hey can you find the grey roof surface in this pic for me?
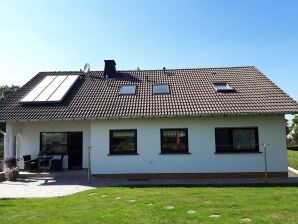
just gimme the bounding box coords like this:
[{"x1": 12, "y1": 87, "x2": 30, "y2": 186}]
[{"x1": 0, "y1": 66, "x2": 298, "y2": 121}]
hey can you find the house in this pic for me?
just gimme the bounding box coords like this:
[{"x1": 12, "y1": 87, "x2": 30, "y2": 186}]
[{"x1": 1, "y1": 60, "x2": 298, "y2": 178}]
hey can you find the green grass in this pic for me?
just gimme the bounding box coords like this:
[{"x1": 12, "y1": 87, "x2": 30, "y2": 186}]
[
  {"x1": 288, "y1": 150, "x2": 298, "y2": 170},
  {"x1": 1, "y1": 185, "x2": 298, "y2": 224}
]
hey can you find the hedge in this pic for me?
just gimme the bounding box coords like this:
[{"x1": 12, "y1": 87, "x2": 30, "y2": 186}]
[{"x1": 288, "y1": 146, "x2": 298, "y2": 151}]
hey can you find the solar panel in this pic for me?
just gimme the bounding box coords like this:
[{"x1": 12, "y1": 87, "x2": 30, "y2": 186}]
[
  {"x1": 20, "y1": 75, "x2": 79, "y2": 103},
  {"x1": 20, "y1": 76, "x2": 56, "y2": 102},
  {"x1": 34, "y1": 76, "x2": 67, "y2": 102},
  {"x1": 47, "y1": 75, "x2": 79, "y2": 102}
]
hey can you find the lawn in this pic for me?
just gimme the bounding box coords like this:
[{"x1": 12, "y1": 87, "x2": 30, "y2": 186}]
[
  {"x1": 0, "y1": 185, "x2": 298, "y2": 224},
  {"x1": 288, "y1": 150, "x2": 298, "y2": 170}
]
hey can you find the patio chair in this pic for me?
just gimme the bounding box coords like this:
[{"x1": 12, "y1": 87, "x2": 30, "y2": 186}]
[
  {"x1": 23, "y1": 155, "x2": 38, "y2": 170},
  {"x1": 51, "y1": 154, "x2": 64, "y2": 171}
]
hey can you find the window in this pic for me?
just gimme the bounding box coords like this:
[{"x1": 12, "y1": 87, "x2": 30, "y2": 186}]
[
  {"x1": 160, "y1": 128, "x2": 189, "y2": 154},
  {"x1": 40, "y1": 132, "x2": 68, "y2": 154},
  {"x1": 119, "y1": 85, "x2": 137, "y2": 95},
  {"x1": 215, "y1": 128, "x2": 259, "y2": 153},
  {"x1": 110, "y1": 130, "x2": 137, "y2": 155},
  {"x1": 153, "y1": 84, "x2": 170, "y2": 94},
  {"x1": 213, "y1": 82, "x2": 234, "y2": 92}
]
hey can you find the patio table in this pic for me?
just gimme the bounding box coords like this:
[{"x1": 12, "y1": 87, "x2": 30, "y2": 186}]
[{"x1": 37, "y1": 156, "x2": 53, "y2": 170}]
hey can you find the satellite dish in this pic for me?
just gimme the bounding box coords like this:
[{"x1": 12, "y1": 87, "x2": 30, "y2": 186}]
[{"x1": 83, "y1": 63, "x2": 90, "y2": 73}]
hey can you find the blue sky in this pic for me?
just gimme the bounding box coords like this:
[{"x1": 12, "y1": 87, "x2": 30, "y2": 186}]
[{"x1": 0, "y1": 0, "x2": 298, "y2": 103}]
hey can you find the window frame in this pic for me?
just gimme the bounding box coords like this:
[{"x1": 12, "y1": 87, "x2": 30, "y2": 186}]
[
  {"x1": 119, "y1": 85, "x2": 137, "y2": 95},
  {"x1": 153, "y1": 84, "x2": 170, "y2": 95},
  {"x1": 160, "y1": 128, "x2": 189, "y2": 154},
  {"x1": 215, "y1": 127, "x2": 259, "y2": 153},
  {"x1": 109, "y1": 129, "x2": 138, "y2": 155},
  {"x1": 40, "y1": 132, "x2": 68, "y2": 155}
]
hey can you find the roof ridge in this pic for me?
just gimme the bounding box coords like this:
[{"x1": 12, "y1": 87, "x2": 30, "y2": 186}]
[{"x1": 38, "y1": 66, "x2": 256, "y2": 73}]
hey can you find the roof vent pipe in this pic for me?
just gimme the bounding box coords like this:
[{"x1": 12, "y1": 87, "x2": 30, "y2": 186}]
[{"x1": 104, "y1": 60, "x2": 117, "y2": 78}]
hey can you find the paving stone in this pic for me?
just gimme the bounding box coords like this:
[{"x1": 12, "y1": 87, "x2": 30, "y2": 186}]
[
  {"x1": 146, "y1": 203, "x2": 154, "y2": 206},
  {"x1": 165, "y1": 206, "x2": 175, "y2": 209},
  {"x1": 240, "y1": 217, "x2": 252, "y2": 222},
  {"x1": 209, "y1": 214, "x2": 221, "y2": 218},
  {"x1": 100, "y1": 194, "x2": 107, "y2": 197},
  {"x1": 128, "y1": 199, "x2": 136, "y2": 203},
  {"x1": 187, "y1": 210, "x2": 196, "y2": 214},
  {"x1": 88, "y1": 192, "x2": 96, "y2": 195},
  {"x1": 115, "y1": 196, "x2": 122, "y2": 200}
]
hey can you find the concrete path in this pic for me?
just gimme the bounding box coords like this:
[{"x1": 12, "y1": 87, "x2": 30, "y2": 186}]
[{"x1": 0, "y1": 169, "x2": 298, "y2": 199}]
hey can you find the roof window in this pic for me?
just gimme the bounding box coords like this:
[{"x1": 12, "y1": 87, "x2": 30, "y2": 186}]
[
  {"x1": 213, "y1": 82, "x2": 235, "y2": 92},
  {"x1": 153, "y1": 84, "x2": 170, "y2": 94},
  {"x1": 119, "y1": 85, "x2": 137, "y2": 95}
]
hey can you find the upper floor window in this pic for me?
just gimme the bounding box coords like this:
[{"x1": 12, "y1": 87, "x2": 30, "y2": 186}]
[
  {"x1": 215, "y1": 127, "x2": 259, "y2": 153},
  {"x1": 160, "y1": 128, "x2": 189, "y2": 154},
  {"x1": 153, "y1": 84, "x2": 170, "y2": 94},
  {"x1": 109, "y1": 130, "x2": 138, "y2": 155},
  {"x1": 119, "y1": 85, "x2": 137, "y2": 95}
]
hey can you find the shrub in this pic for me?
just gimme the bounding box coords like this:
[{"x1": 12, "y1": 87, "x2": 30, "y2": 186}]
[
  {"x1": 288, "y1": 146, "x2": 298, "y2": 151},
  {"x1": 4, "y1": 156, "x2": 17, "y2": 169}
]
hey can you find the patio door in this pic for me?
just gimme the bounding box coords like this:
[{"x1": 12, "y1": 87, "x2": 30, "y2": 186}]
[{"x1": 68, "y1": 132, "x2": 83, "y2": 170}]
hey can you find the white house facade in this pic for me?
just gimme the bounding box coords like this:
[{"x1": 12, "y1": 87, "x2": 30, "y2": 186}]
[{"x1": 4, "y1": 114, "x2": 288, "y2": 177}]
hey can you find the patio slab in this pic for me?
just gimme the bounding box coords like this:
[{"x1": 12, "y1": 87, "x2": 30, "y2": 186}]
[{"x1": 0, "y1": 170, "x2": 298, "y2": 199}]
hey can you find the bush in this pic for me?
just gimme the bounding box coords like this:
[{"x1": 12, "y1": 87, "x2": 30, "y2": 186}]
[
  {"x1": 288, "y1": 146, "x2": 298, "y2": 151},
  {"x1": 4, "y1": 156, "x2": 17, "y2": 169}
]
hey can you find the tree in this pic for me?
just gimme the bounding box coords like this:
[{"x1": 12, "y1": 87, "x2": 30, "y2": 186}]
[
  {"x1": 0, "y1": 85, "x2": 20, "y2": 101},
  {"x1": 0, "y1": 85, "x2": 20, "y2": 158},
  {"x1": 289, "y1": 115, "x2": 298, "y2": 146}
]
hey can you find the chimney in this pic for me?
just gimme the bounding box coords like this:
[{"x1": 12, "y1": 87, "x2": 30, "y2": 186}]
[{"x1": 104, "y1": 60, "x2": 117, "y2": 78}]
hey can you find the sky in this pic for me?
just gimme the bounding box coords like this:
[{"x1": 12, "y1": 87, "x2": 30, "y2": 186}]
[{"x1": 0, "y1": 0, "x2": 298, "y2": 105}]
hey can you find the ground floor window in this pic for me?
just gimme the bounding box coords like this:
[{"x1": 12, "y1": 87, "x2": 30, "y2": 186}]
[
  {"x1": 215, "y1": 127, "x2": 259, "y2": 153},
  {"x1": 109, "y1": 130, "x2": 137, "y2": 155},
  {"x1": 40, "y1": 132, "x2": 68, "y2": 154},
  {"x1": 160, "y1": 128, "x2": 189, "y2": 154}
]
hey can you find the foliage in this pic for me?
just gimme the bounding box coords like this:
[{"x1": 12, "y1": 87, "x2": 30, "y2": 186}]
[
  {"x1": 288, "y1": 146, "x2": 298, "y2": 151},
  {"x1": 288, "y1": 150, "x2": 298, "y2": 170},
  {"x1": 0, "y1": 85, "x2": 20, "y2": 101},
  {"x1": 288, "y1": 115, "x2": 298, "y2": 146},
  {"x1": 4, "y1": 156, "x2": 17, "y2": 169},
  {"x1": 0, "y1": 186, "x2": 298, "y2": 223}
]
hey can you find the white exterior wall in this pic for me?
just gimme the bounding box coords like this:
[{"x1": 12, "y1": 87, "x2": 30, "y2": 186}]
[
  {"x1": 5, "y1": 120, "x2": 91, "y2": 169},
  {"x1": 5, "y1": 114, "x2": 287, "y2": 174},
  {"x1": 90, "y1": 115, "x2": 287, "y2": 174}
]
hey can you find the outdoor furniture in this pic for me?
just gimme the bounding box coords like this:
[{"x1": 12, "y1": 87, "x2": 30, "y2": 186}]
[
  {"x1": 23, "y1": 155, "x2": 38, "y2": 170},
  {"x1": 37, "y1": 155, "x2": 53, "y2": 170},
  {"x1": 51, "y1": 154, "x2": 64, "y2": 171}
]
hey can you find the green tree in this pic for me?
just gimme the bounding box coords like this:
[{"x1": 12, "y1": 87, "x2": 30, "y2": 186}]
[
  {"x1": 0, "y1": 85, "x2": 20, "y2": 101},
  {"x1": 0, "y1": 85, "x2": 20, "y2": 158},
  {"x1": 290, "y1": 115, "x2": 298, "y2": 145}
]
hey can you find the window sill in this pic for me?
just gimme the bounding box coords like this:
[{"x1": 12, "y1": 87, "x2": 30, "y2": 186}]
[
  {"x1": 215, "y1": 151, "x2": 262, "y2": 154},
  {"x1": 107, "y1": 153, "x2": 139, "y2": 156},
  {"x1": 159, "y1": 152, "x2": 191, "y2": 155}
]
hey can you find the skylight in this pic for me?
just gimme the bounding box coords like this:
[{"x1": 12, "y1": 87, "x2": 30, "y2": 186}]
[
  {"x1": 20, "y1": 75, "x2": 79, "y2": 103},
  {"x1": 153, "y1": 84, "x2": 170, "y2": 94},
  {"x1": 213, "y1": 83, "x2": 234, "y2": 92},
  {"x1": 119, "y1": 85, "x2": 137, "y2": 95}
]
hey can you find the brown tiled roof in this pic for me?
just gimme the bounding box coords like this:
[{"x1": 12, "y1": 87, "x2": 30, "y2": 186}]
[{"x1": 0, "y1": 66, "x2": 298, "y2": 121}]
